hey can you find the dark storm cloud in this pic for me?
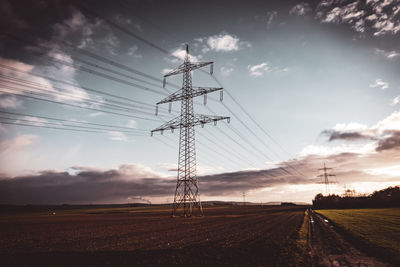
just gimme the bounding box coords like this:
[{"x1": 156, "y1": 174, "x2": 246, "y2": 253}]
[
  {"x1": 321, "y1": 127, "x2": 400, "y2": 152},
  {"x1": 0, "y1": 168, "x2": 175, "y2": 204},
  {"x1": 1, "y1": 145, "x2": 399, "y2": 204},
  {"x1": 0, "y1": 165, "x2": 312, "y2": 204},
  {"x1": 376, "y1": 131, "x2": 400, "y2": 151},
  {"x1": 199, "y1": 168, "x2": 311, "y2": 196},
  {"x1": 322, "y1": 129, "x2": 373, "y2": 142}
]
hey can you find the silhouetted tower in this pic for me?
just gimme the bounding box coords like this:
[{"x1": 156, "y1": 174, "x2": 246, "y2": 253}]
[
  {"x1": 317, "y1": 163, "x2": 337, "y2": 195},
  {"x1": 242, "y1": 191, "x2": 246, "y2": 206},
  {"x1": 151, "y1": 45, "x2": 230, "y2": 217}
]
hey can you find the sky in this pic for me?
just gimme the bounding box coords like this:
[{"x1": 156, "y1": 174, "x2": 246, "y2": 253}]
[{"x1": 0, "y1": 0, "x2": 400, "y2": 205}]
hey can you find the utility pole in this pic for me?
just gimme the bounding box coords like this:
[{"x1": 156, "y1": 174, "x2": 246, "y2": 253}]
[
  {"x1": 317, "y1": 163, "x2": 337, "y2": 195},
  {"x1": 151, "y1": 45, "x2": 230, "y2": 217}
]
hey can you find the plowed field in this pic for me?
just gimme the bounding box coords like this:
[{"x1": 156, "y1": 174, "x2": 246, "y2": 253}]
[{"x1": 0, "y1": 205, "x2": 308, "y2": 266}]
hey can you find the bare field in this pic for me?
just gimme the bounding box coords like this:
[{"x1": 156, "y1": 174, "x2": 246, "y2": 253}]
[{"x1": 0, "y1": 205, "x2": 309, "y2": 266}]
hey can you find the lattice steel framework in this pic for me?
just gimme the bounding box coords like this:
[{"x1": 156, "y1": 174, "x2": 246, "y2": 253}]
[
  {"x1": 317, "y1": 163, "x2": 337, "y2": 195},
  {"x1": 151, "y1": 45, "x2": 230, "y2": 217}
]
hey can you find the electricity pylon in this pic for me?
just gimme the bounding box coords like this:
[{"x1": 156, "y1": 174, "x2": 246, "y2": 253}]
[
  {"x1": 317, "y1": 163, "x2": 337, "y2": 195},
  {"x1": 151, "y1": 45, "x2": 230, "y2": 217}
]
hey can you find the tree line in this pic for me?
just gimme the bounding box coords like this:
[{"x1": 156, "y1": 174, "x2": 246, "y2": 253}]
[{"x1": 313, "y1": 186, "x2": 400, "y2": 209}]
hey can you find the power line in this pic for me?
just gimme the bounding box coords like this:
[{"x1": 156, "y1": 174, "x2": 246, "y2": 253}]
[
  {"x1": 0, "y1": 110, "x2": 149, "y2": 132},
  {"x1": 0, "y1": 120, "x2": 148, "y2": 136},
  {"x1": 210, "y1": 74, "x2": 307, "y2": 170},
  {"x1": 22, "y1": 49, "x2": 169, "y2": 97},
  {"x1": 0, "y1": 73, "x2": 172, "y2": 115},
  {"x1": 0, "y1": 87, "x2": 159, "y2": 121},
  {"x1": 75, "y1": 4, "x2": 305, "y2": 176},
  {"x1": 74, "y1": 2, "x2": 170, "y2": 55},
  {"x1": 0, "y1": 31, "x2": 182, "y2": 91},
  {"x1": 2, "y1": 33, "x2": 174, "y2": 93},
  {"x1": 0, "y1": 64, "x2": 174, "y2": 113},
  {"x1": 0, "y1": 78, "x2": 168, "y2": 117},
  {"x1": 0, "y1": 116, "x2": 147, "y2": 134}
]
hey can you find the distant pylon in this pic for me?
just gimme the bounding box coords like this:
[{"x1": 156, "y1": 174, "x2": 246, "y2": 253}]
[
  {"x1": 242, "y1": 191, "x2": 246, "y2": 206},
  {"x1": 151, "y1": 45, "x2": 230, "y2": 217},
  {"x1": 317, "y1": 163, "x2": 338, "y2": 195}
]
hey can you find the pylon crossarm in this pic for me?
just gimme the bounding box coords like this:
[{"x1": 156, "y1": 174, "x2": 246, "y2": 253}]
[
  {"x1": 151, "y1": 114, "x2": 230, "y2": 134},
  {"x1": 164, "y1": 62, "x2": 213, "y2": 77},
  {"x1": 157, "y1": 87, "x2": 223, "y2": 104},
  {"x1": 151, "y1": 116, "x2": 181, "y2": 133}
]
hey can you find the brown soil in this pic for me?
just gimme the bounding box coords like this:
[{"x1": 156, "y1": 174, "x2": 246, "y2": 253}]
[
  {"x1": 0, "y1": 205, "x2": 308, "y2": 266},
  {"x1": 309, "y1": 210, "x2": 391, "y2": 267}
]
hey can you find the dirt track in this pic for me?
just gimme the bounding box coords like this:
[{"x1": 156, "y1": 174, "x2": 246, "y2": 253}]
[
  {"x1": 309, "y1": 210, "x2": 390, "y2": 267},
  {"x1": 0, "y1": 206, "x2": 308, "y2": 266}
]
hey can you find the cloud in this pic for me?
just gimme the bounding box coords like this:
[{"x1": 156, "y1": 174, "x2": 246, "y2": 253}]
[
  {"x1": 169, "y1": 48, "x2": 201, "y2": 62},
  {"x1": 322, "y1": 130, "x2": 373, "y2": 141},
  {"x1": 50, "y1": 8, "x2": 130, "y2": 57},
  {"x1": 0, "y1": 164, "x2": 173, "y2": 204},
  {"x1": 0, "y1": 134, "x2": 41, "y2": 176},
  {"x1": 320, "y1": 110, "x2": 400, "y2": 152},
  {"x1": 0, "y1": 8, "x2": 106, "y2": 106},
  {"x1": 88, "y1": 112, "x2": 104, "y2": 117},
  {"x1": 112, "y1": 14, "x2": 132, "y2": 25},
  {"x1": 52, "y1": 8, "x2": 102, "y2": 50},
  {"x1": 333, "y1": 122, "x2": 368, "y2": 132},
  {"x1": 0, "y1": 94, "x2": 23, "y2": 109},
  {"x1": 200, "y1": 33, "x2": 251, "y2": 53},
  {"x1": 0, "y1": 134, "x2": 38, "y2": 152},
  {"x1": 16, "y1": 116, "x2": 49, "y2": 127},
  {"x1": 0, "y1": 55, "x2": 94, "y2": 105},
  {"x1": 161, "y1": 68, "x2": 173, "y2": 75},
  {"x1": 392, "y1": 96, "x2": 400, "y2": 105},
  {"x1": 3, "y1": 112, "x2": 400, "y2": 204},
  {"x1": 375, "y1": 48, "x2": 400, "y2": 59},
  {"x1": 299, "y1": 143, "x2": 376, "y2": 157},
  {"x1": 220, "y1": 66, "x2": 234, "y2": 76},
  {"x1": 126, "y1": 120, "x2": 137, "y2": 129},
  {"x1": 2, "y1": 110, "x2": 400, "y2": 205},
  {"x1": 316, "y1": 0, "x2": 400, "y2": 35},
  {"x1": 255, "y1": 11, "x2": 278, "y2": 29},
  {"x1": 289, "y1": 3, "x2": 312, "y2": 16},
  {"x1": 248, "y1": 62, "x2": 289, "y2": 77},
  {"x1": 248, "y1": 62, "x2": 269, "y2": 77},
  {"x1": 369, "y1": 78, "x2": 389, "y2": 90},
  {"x1": 206, "y1": 33, "x2": 241, "y2": 52},
  {"x1": 127, "y1": 45, "x2": 142, "y2": 58},
  {"x1": 265, "y1": 11, "x2": 278, "y2": 28},
  {"x1": 0, "y1": 162, "x2": 313, "y2": 204},
  {"x1": 107, "y1": 131, "x2": 131, "y2": 142},
  {"x1": 376, "y1": 130, "x2": 400, "y2": 151},
  {"x1": 2, "y1": 144, "x2": 400, "y2": 204},
  {"x1": 0, "y1": 123, "x2": 6, "y2": 132}
]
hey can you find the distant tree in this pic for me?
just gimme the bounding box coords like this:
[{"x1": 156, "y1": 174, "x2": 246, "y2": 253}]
[
  {"x1": 281, "y1": 202, "x2": 296, "y2": 206},
  {"x1": 312, "y1": 186, "x2": 400, "y2": 209}
]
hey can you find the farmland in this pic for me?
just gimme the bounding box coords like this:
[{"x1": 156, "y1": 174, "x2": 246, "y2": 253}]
[
  {"x1": 0, "y1": 205, "x2": 309, "y2": 266},
  {"x1": 316, "y1": 208, "x2": 400, "y2": 265}
]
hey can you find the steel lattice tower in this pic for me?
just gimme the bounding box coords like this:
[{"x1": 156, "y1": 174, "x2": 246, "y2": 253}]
[
  {"x1": 317, "y1": 163, "x2": 337, "y2": 195},
  {"x1": 151, "y1": 45, "x2": 230, "y2": 217}
]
